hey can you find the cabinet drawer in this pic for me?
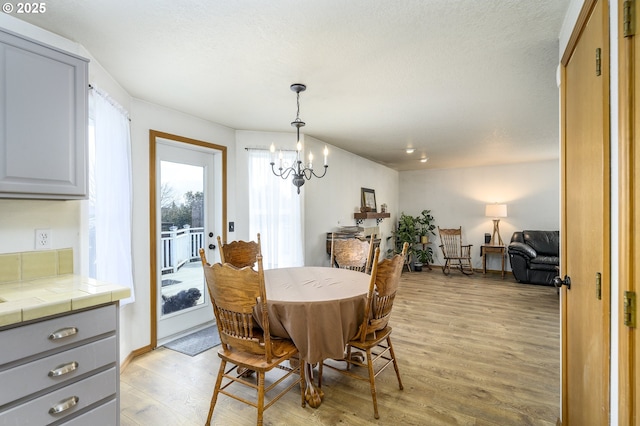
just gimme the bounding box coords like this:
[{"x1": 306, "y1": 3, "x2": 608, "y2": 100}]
[
  {"x1": 61, "y1": 399, "x2": 117, "y2": 426},
  {"x1": 0, "y1": 367, "x2": 116, "y2": 425},
  {"x1": 0, "y1": 335, "x2": 116, "y2": 406},
  {"x1": 0, "y1": 304, "x2": 115, "y2": 366}
]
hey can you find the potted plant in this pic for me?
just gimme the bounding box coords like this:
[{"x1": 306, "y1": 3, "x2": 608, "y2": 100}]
[
  {"x1": 414, "y1": 246, "x2": 432, "y2": 268},
  {"x1": 387, "y1": 212, "x2": 418, "y2": 262},
  {"x1": 414, "y1": 209, "x2": 436, "y2": 267},
  {"x1": 416, "y1": 209, "x2": 436, "y2": 244}
]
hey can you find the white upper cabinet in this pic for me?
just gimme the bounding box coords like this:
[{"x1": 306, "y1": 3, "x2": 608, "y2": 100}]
[{"x1": 0, "y1": 28, "x2": 88, "y2": 199}]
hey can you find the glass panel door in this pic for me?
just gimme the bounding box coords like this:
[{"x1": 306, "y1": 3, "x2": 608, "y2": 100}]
[{"x1": 156, "y1": 141, "x2": 215, "y2": 343}]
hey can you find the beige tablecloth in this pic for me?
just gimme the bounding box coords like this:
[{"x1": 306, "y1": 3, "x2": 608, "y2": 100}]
[{"x1": 263, "y1": 267, "x2": 370, "y2": 364}]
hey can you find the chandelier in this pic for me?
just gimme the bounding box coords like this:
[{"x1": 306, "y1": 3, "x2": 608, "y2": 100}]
[{"x1": 270, "y1": 83, "x2": 328, "y2": 194}]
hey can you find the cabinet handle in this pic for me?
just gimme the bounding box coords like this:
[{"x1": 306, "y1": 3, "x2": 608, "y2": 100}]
[
  {"x1": 48, "y1": 361, "x2": 79, "y2": 377},
  {"x1": 48, "y1": 327, "x2": 78, "y2": 340},
  {"x1": 48, "y1": 396, "x2": 79, "y2": 415}
]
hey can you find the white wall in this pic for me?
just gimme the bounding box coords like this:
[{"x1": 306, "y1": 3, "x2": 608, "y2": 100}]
[
  {"x1": 399, "y1": 160, "x2": 560, "y2": 271},
  {"x1": 234, "y1": 132, "x2": 400, "y2": 267},
  {"x1": 125, "y1": 99, "x2": 236, "y2": 355},
  {"x1": 302, "y1": 136, "x2": 399, "y2": 266}
]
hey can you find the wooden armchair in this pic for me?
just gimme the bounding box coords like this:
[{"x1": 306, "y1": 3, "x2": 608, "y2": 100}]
[
  {"x1": 330, "y1": 233, "x2": 375, "y2": 273},
  {"x1": 217, "y1": 233, "x2": 261, "y2": 268},
  {"x1": 320, "y1": 242, "x2": 408, "y2": 419},
  {"x1": 199, "y1": 248, "x2": 305, "y2": 425},
  {"x1": 438, "y1": 226, "x2": 473, "y2": 275}
]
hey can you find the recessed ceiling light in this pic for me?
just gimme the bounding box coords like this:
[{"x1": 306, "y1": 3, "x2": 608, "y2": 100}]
[
  {"x1": 420, "y1": 158, "x2": 428, "y2": 163},
  {"x1": 406, "y1": 148, "x2": 415, "y2": 154}
]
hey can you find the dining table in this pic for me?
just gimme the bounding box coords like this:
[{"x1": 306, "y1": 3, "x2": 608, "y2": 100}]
[{"x1": 262, "y1": 266, "x2": 371, "y2": 407}]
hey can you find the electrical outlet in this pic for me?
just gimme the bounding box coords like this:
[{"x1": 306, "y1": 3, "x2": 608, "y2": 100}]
[
  {"x1": 229, "y1": 222, "x2": 235, "y2": 232},
  {"x1": 35, "y1": 229, "x2": 51, "y2": 250}
]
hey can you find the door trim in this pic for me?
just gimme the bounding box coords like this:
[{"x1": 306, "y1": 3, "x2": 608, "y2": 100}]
[
  {"x1": 561, "y1": 0, "x2": 598, "y2": 67},
  {"x1": 149, "y1": 129, "x2": 227, "y2": 349},
  {"x1": 618, "y1": 0, "x2": 637, "y2": 421}
]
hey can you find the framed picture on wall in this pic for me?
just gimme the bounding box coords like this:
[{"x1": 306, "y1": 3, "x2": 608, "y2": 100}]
[{"x1": 361, "y1": 187, "x2": 377, "y2": 212}]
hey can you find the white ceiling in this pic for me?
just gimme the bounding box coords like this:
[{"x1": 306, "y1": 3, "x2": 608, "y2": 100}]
[{"x1": 16, "y1": 0, "x2": 570, "y2": 171}]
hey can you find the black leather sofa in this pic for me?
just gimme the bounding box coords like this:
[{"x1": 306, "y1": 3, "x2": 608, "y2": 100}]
[{"x1": 508, "y1": 230, "x2": 559, "y2": 285}]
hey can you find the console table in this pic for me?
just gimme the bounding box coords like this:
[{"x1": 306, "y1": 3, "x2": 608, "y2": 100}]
[{"x1": 481, "y1": 244, "x2": 506, "y2": 279}]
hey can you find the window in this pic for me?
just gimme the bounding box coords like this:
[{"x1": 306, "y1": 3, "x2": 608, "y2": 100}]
[
  {"x1": 248, "y1": 149, "x2": 303, "y2": 268},
  {"x1": 88, "y1": 87, "x2": 134, "y2": 305}
]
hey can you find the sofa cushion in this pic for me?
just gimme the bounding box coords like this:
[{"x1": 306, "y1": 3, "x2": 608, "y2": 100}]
[
  {"x1": 523, "y1": 230, "x2": 559, "y2": 256},
  {"x1": 508, "y1": 242, "x2": 537, "y2": 259},
  {"x1": 531, "y1": 255, "x2": 560, "y2": 267},
  {"x1": 529, "y1": 262, "x2": 558, "y2": 272},
  {"x1": 510, "y1": 232, "x2": 525, "y2": 244}
]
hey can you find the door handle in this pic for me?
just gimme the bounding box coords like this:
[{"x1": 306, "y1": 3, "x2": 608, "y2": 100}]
[
  {"x1": 553, "y1": 275, "x2": 571, "y2": 290},
  {"x1": 208, "y1": 244, "x2": 216, "y2": 250}
]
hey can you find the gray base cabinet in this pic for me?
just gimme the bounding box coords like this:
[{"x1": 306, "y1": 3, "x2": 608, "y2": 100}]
[
  {"x1": 0, "y1": 304, "x2": 120, "y2": 425},
  {"x1": 0, "y1": 28, "x2": 88, "y2": 199}
]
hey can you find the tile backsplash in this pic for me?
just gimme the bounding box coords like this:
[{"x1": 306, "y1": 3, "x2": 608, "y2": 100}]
[{"x1": 0, "y1": 249, "x2": 73, "y2": 283}]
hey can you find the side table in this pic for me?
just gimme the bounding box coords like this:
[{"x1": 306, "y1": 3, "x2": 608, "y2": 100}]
[{"x1": 481, "y1": 244, "x2": 506, "y2": 279}]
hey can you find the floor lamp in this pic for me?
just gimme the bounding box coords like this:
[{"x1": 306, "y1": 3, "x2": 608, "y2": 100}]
[{"x1": 485, "y1": 204, "x2": 508, "y2": 245}]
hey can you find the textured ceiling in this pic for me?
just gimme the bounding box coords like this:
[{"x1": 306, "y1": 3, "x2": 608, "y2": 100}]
[{"x1": 15, "y1": 0, "x2": 570, "y2": 171}]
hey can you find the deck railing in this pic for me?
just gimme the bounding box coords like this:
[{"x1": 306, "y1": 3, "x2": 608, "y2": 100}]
[{"x1": 161, "y1": 226, "x2": 205, "y2": 274}]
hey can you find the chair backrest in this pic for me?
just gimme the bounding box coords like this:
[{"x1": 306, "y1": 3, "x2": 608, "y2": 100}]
[
  {"x1": 438, "y1": 227, "x2": 464, "y2": 257},
  {"x1": 217, "y1": 233, "x2": 261, "y2": 269},
  {"x1": 199, "y1": 248, "x2": 275, "y2": 361},
  {"x1": 330, "y1": 233, "x2": 375, "y2": 273},
  {"x1": 355, "y1": 242, "x2": 408, "y2": 342}
]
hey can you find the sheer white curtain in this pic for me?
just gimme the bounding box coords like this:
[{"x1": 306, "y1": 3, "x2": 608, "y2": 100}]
[
  {"x1": 89, "y1": 87, "x2": 135, "y2": 305},
  {"x1": 248, "y1": 149, "x2": 303, "y2": 268}
]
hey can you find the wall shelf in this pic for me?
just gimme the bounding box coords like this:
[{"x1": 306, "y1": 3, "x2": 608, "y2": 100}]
[{"x1": 354, "y1": 212, "x2": 390, "y2": 225}]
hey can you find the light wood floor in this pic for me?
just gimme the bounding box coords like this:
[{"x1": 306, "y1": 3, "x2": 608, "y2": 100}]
[{"x1": 120, "y1": 270, "x2": 560, "y2": 425}]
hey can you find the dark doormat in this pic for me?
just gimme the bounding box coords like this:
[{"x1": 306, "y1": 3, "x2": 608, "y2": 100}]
[{"x1": 163, "y1": 325, "x2": 221, "y2": 356}]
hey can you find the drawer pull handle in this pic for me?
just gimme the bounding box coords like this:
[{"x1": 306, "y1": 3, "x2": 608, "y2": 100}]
[
  {"x1": 48, "y1": 396, "x2": 79, "y2": 415},
  {"x1": 48, "y1": 361, "x2": 79, "y2": 377},
  {"x1": 48, "y1": 327, "x2": 78, "y2": 340}
]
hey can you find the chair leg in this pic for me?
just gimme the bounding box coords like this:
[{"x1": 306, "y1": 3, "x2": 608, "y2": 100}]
[
  {"x1": 346, "y1": 345, "x2": 353, "y2": 371},
  {"x1": 207, "y1": 360, "x2": 226, "y2": 425},
  {"x1": 442, "y1": 259, "x2": 450, "y2": 275},
  {"x1": 387, "y1": 337, "x2": 404, "y2": 390},
  {"x1": 257, "y1": 371, "x2": 266, "y2": 426},
  {"x1": 461, "y1": 259, "x2": 474, "y2": 275},
  {"x1": 364, "y1": 348, "x2": 380, "y2": 419}
]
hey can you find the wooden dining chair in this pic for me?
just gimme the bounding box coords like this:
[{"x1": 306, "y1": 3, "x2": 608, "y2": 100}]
[
  {"x1": 217, "y1": 233, "x2": 261, "y2": 268},
  {"x1": 438, "y1": 226, "x2": 474, "y2": 275},
  {"x1": 320, "y1": 242, "x2": 408, "y2": 419},
  {"x1": 199, "y1": 248, "x2": 305, "y2": 426},
  {"x1": 330, "y1": 233, "x2": 375, "y2": 273}
]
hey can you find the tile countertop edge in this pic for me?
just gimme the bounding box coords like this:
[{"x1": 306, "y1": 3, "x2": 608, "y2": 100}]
[{"x1": 0, "y1": 274, "x2": 131, "y2": 327}]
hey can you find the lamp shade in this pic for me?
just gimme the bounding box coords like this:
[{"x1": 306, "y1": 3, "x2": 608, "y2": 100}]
[{"x1": 485, "y1": 203, "x2": 507, "y2": 218}]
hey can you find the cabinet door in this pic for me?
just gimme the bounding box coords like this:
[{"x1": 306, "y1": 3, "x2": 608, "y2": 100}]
[{"x1": 0, "y1": 29, "x2": 88, "y2": 199}]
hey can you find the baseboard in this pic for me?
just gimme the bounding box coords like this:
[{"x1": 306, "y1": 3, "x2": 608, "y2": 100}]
[
  {"x1": 480, "y1": 269, "x2": 513, "y2": 277},
  {"x1": 120, "y1": 344, "x2": 152, "y2": 372}
]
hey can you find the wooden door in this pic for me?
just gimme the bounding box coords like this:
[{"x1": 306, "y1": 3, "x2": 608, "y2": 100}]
[
  {"x1": 618, "y1": 0, "x2": 640, "y2": 421},
  {"x1": 561, "y1": 0, "x2": 610, "y2": 424}
]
